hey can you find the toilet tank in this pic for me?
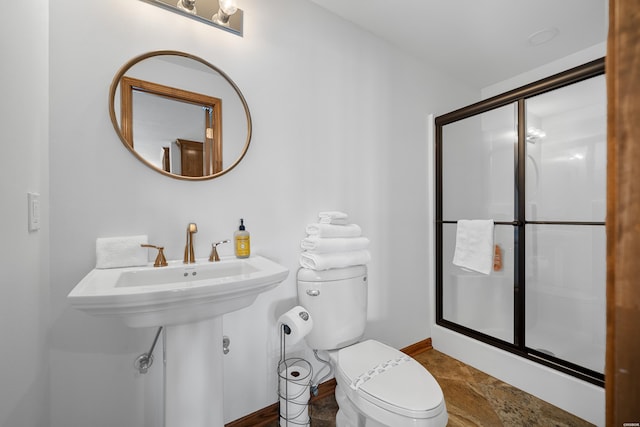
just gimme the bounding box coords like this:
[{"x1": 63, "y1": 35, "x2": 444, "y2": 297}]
[{"x1": 297, "y1": 265, "x2": 367, "y2": 350}]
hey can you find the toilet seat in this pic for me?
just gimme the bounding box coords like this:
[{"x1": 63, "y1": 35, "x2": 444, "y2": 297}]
[{"x1": 334, "y1": 340, "x2": 446, "y2": 423}]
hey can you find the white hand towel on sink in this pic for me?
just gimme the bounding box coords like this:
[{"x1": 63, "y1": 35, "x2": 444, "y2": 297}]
[
  {"x1": 300, "y1": 236, "x2": 370, "y2": 253},
  {"x1": 452, "y1": 220, "x2": 494, "y2": 275},
  {"x1": 299, "y1": 250, "x2": 371, "y2": 270},
  {"x1": 305, "y1": 223, "x2": 362, "y2": 238},
  {"x1": 96, "y1": 235, "x2": 149, "y2": 269}
]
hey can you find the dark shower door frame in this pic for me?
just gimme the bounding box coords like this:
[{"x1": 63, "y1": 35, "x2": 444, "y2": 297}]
[{"x1": 434, "y1": 58, "x2": 606, "y2": 387}]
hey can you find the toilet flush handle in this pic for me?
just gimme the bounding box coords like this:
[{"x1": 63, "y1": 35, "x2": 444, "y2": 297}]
[{"x1": 306, "y1": 289, "x2": 320, "y2": 297}]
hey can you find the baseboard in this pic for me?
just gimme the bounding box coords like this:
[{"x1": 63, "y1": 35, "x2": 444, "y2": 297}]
[
  {"x1": 401, "y1": 337, "x2": 433, "y2": 356},
  {"x1": 225, "y1": 338, "x2": 433, "y2": 427},
  {"x1": 225, "y1": 402, "x2": 279, "y2": 427}
]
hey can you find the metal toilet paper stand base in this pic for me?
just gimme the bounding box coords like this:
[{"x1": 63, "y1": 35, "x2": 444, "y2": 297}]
[{"x1": 278, "y1": 324, "x2": 313, "y2": 426}]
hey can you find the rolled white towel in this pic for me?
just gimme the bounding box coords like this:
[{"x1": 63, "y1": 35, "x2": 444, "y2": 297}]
[
  {"x1": 299, "y1": 250, "x2": 371, "y2": 270},
  {"x1": 96, "y1": 235, "x2": 149, "y2": 269},
  {"x1": 305, "y1": 223, "x2": 362, "y2": 238},
  {"x1": 301, "y1": 236, "x2": 370, "y2": 253},
  {"x1": 318, "y1": 211, "x2": 349, "y2": 224}
]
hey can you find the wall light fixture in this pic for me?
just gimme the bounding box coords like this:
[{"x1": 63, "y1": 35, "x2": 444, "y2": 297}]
[{"x1": 140, "y1": 0, "x2": 243, "y2": 36}]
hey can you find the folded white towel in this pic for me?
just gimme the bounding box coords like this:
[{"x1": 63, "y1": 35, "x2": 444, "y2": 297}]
[
  {"x1": 452, "y1": 220, "x2": 494, "y2": 275},
  {"x1": 96, "y1": 235, "x2": 149, "y2": 269},
  {"x1": 318, "y1": 211, "x2": 349, "y2": 224},
  {"x1": 305, "y1": 223, "x2": 362, "y2": 238},
  {"x1": 301, "y1": 236, "x2": 370, "y2": 253},
  {"x1": 299, "y1": 250, "x2": 371, "y2": 270}
]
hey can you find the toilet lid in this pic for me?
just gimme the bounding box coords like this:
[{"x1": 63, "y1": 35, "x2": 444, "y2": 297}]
[{"x1": 337, "y1": 340, "x2": 445, "y2": 419}]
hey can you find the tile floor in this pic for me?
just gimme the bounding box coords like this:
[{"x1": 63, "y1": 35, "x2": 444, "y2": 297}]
[{"x1": 293, "y1": 349, "x2": 594, "y2": 426}]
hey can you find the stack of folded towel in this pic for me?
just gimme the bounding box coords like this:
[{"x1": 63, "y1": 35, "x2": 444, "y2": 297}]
[{"x1": 299, "y1": 211, "x2": 371, "y2": 270}]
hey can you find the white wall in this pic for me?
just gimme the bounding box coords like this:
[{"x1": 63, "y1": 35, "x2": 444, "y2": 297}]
[
  {"x1": 482, "y1": 43, "x2": 606, "y2": 98},
  {"x1": 0, "y1": 1, "x2": 50, "y2": 426},
  {"x1": 48, "y1": 0, "x2": 476, "y2": 425}
]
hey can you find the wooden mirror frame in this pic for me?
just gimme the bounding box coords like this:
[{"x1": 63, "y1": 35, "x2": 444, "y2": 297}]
[{"x1": 109, "y1": 50, "x2": 252, "y2": 181}]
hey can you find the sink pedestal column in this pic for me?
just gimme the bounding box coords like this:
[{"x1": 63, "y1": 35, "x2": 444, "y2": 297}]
[{"x1": 164, "y1": 317, "x2": 224, "y2": 427}]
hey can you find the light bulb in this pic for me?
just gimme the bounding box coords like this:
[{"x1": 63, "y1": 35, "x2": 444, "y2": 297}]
[
  {"x1": 219, "y1": 0, "x2": 237, "y2": 15},
  {"x1": 212, "y1": 0, "x2": 237, "y2": 24}
]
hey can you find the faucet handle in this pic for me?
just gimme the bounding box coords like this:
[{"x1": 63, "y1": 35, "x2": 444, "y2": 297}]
[
  {"x1": 141, "y1": 244, "x2": 168, "y2": 267},
  {"x1": 209, "y1": 240, "x2": 230, "y2": 262}
]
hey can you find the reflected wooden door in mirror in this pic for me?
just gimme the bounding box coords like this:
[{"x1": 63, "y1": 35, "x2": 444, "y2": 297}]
[{"x1": 177, "y1": 139, "x2": 204, "y2": 177}]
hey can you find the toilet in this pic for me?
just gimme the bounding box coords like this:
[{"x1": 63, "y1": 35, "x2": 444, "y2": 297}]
[{"x1": 297, "y1": 265, "x2": 448, "y2": 427}]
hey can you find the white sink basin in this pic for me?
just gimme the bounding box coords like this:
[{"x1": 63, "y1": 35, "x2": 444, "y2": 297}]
[{"x1": 68, "y1": 255, "x2": 289, "y2": 327}]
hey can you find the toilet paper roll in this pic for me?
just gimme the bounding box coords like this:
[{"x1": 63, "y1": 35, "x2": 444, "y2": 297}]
[
  {"x1": 279, "y1": 400, "x2": 309, "y2": 424},
  {"x1": 277, "y1": 306, "x2": 313, "y2": 345},
  {"x1": 279, "y1": 365, "x2": 311, "y2": 424},
  {"x1": 279, "y1": 365, "x2": 311, "y2": 400}
]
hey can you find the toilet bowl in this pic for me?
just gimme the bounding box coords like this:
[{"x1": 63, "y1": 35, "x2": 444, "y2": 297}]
[
  {"x1": 331, "y1": 340, "x2": 447, "y2": 426},
  {"x1": 297, "y1": 266, "x2": 448, "y2": 427}
]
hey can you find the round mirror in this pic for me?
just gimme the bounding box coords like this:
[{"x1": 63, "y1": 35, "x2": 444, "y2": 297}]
[{"x1": 109, "y1": 50, "x2": 252, "y2": 180}]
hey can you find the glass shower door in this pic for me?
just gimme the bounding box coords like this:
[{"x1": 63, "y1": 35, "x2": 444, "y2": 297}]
[
  {"x1": 440, "y1": 104, "x2": 517, "y2": 343},
  {"x1": 524, "y1": 75, "x2": 606, "y2": 375},
  {"x1": 436, "y1": 59, "x2": 606, "y2": 385}
]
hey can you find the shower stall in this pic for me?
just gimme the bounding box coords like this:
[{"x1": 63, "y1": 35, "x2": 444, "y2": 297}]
[{"x1": 435, "y1": 58, "x2": 606, "y2": 386}]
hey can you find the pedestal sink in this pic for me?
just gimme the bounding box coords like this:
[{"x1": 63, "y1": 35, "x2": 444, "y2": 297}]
[{"x1": 68, "y1": 255, "x2": 289, "y2": 427}]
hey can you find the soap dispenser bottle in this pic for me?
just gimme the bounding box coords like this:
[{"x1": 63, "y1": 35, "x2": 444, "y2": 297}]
[{"x1": 234, "y1": 218, "x2": 250, "y2": 258}]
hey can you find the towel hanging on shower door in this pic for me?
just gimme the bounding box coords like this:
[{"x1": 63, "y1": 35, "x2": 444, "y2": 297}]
[{"x1": 452, "y1": 220, "x2": 494, "y2": 275}]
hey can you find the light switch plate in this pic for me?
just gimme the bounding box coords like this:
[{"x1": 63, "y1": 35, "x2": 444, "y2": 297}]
[{"x1": 28, "y1": 192, "x2": 40, "y2": 232}]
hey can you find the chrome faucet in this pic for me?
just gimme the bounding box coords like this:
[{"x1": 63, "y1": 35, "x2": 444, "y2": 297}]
[{"x1": 184, "y1": 223, "x2": 198, "y2": 264}]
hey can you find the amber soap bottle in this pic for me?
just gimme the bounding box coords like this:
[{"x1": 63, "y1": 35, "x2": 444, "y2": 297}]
[{"x1": 234, "y1": 218, "x2": 250, "y2": 258}]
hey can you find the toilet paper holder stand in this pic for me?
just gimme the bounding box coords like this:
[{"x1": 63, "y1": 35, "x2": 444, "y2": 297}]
[{"x1": 278, "y1": 323, "x2": 313, "y2": 426}]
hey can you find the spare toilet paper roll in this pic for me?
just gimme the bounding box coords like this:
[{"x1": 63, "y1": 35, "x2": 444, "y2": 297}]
[
  {"x1": 279, "y1": 365, "x2": 311, "y2": 423},
  {"x1": 277, "y1": 306, "x2": 313, "y2": 345}
]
